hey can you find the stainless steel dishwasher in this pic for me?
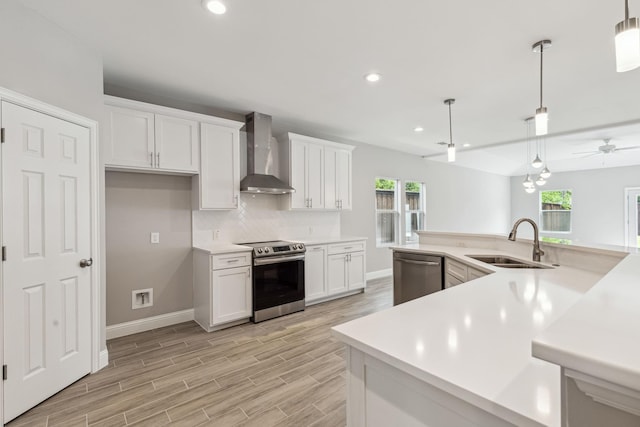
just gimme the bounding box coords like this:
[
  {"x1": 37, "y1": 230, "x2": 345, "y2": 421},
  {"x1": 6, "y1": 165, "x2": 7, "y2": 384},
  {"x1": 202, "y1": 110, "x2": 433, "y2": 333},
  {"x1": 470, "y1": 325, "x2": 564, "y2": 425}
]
[{"x1": 393, "y1": 251, "x2": 443, "y2": 305}]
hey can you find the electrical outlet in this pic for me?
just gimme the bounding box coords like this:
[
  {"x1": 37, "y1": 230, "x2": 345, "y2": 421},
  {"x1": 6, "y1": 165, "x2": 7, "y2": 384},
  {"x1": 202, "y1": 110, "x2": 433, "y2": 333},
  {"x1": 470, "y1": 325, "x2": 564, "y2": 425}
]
[
  {"x1": 213, "y1": 229, "x2": 221, "y2": 240},
  {"x1": 150, "y1": 232, "x2": 160, "y2": 244},
  {"x1": 132, "y1": 288, "x2": 153, "y2": 309}
]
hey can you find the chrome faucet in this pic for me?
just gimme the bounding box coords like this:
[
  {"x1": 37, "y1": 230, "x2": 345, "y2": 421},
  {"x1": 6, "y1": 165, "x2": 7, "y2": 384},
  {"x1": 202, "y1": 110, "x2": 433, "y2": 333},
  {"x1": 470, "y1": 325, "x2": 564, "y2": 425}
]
[{"x1": 508, "y1": 218, "x2": 545, "y2": 262}]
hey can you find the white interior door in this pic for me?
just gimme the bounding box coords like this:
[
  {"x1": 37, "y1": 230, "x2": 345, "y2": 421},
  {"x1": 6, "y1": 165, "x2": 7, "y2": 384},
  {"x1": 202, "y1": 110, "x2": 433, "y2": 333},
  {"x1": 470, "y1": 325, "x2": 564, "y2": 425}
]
[
  {"x1": 2, "y1": 101, "x2": 92, "y2": 422},
  {"x1": 627, "y1": 188, "x2": 640, "y2": 248}
]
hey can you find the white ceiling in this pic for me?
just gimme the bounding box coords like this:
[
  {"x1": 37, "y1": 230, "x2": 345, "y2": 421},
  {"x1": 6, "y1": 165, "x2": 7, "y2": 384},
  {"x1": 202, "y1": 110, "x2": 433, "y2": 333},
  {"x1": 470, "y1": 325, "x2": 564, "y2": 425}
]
[{"x1": 20, "y1": 0, "x2": 640, "y2": 175}]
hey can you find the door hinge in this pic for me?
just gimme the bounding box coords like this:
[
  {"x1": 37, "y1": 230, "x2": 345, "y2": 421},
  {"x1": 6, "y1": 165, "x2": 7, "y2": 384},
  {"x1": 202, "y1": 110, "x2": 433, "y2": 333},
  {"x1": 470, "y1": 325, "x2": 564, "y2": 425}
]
[
  {"x1": 2, "y1": 365, "x2": 6, "y2": 380},
  {"x1": 1, "y1": 246, "x2": 5, "y2": 261},
  {"x1": 1, "y1": 128, "x2": 5, "y2": 143}
]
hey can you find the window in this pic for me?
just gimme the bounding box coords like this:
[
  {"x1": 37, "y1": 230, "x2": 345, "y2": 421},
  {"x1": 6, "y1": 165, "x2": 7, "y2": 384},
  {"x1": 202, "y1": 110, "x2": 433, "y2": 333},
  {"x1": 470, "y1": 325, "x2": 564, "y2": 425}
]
[
  {"x1": 540, "y1": 190, "x2": 572, "y2": 233},
  {"x1": 404, "y1": 181, "x2": 426, "y2": 243},
  {"x1": 375, "y1": 178, "x2": 399, "y2": 246}
]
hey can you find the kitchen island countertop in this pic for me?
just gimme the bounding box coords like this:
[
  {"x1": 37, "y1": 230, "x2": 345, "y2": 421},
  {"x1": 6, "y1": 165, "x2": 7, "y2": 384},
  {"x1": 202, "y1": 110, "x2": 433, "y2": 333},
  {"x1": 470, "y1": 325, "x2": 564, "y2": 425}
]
[{"x1": 332, "y1": 241, "x2": 631, "y2": 426}]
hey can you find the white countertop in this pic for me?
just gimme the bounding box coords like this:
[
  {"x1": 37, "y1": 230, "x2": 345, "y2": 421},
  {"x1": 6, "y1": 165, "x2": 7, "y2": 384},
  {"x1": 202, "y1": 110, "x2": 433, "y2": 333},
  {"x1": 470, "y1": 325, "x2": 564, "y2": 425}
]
[
  {"x1": 192, "y1": 243, "x2": 252, "y2": 255},
  {"x1": 533, "y1": 253, "x2": 640, "y2": 391},
  {"x1": 332, "y1": 243, "x2": 608, "y2": 427},
  {"x1": 296, "y1": 236, "x2": 367, "y2": 245}
]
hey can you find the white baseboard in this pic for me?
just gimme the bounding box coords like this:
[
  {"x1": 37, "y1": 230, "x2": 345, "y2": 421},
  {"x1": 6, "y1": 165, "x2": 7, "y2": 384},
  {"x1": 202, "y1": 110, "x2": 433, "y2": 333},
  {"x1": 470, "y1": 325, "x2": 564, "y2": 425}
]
[
  {"x1": 106, "y1": 309, "x2": 194, "y2": 340},
  {"x1": 98, "y1": 349, "x2": 109, "y2": 371},
  {"x1": 366, "y1": 268, "x2": 392, "y2": 281}
]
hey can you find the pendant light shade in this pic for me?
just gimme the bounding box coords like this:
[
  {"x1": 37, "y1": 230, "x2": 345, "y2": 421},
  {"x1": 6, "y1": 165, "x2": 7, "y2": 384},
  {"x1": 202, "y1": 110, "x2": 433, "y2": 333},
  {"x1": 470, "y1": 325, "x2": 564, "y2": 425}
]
[
  {"x1": 535, "y1": 175, "x2": 547, "y2": 186},
  {"x1": 532, "y1": 154, "x2": 543, "y2": 168},
  {"x1": 615, "y1": 0, "x2": 640, "y2": 72},
  {"x1": 525, "y1": 186, "x2": 536, "y2": 194},
  {"x1": 523, "y1": 174, "x2": 534, "y2": 188},
  {"x1": 444, "y1": 98, "x2": 456, "y2": 162},
  {"x1": 540, "y1": 166, "x2": 551, "y2": 179},
  {"x1": 533, "y1": 40, "x2": 551, "y2": 136}
]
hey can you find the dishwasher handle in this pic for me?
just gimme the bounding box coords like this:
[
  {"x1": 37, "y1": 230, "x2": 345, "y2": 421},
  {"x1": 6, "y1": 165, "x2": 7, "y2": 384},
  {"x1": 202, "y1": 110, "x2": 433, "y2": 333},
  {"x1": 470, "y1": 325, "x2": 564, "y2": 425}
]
[{"x1": 397, "y1": 259, "x2": 440, "y2": 266}]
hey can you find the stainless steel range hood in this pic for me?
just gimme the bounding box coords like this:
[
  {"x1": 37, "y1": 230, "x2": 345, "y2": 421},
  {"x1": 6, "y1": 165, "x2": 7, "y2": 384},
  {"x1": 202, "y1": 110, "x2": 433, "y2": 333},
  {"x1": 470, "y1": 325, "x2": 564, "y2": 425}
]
[{"x1": 240, "y1": 112, "x2": 295, "y2": 194}]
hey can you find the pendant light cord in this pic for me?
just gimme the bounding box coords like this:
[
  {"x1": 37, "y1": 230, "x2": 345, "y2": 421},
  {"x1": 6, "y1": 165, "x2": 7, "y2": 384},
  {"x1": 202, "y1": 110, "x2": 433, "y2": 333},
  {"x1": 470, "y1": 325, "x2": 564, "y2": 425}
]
[
  {"x1": 625, "y1": 0, "x2": 630, "y2": 20},
  {"x1": 539, "y1": 43, "x2": 544, "y2": 109},
  {"x1": 448, "y1": 102, "x2": 453, "y2": 144}
]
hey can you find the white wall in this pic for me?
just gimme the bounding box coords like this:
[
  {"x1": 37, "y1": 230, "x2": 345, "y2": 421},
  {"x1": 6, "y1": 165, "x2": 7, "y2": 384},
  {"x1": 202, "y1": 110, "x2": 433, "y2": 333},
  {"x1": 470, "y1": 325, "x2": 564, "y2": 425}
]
[
  {"x1": 510, "y1": 165, "x2": 640, "y2": 246},
  {"x1": 0, "y1": 1, "x2": 106, "y2": 350},
  {"x1": 341, "y1": 142, "x2": 512, "y2": 273}
]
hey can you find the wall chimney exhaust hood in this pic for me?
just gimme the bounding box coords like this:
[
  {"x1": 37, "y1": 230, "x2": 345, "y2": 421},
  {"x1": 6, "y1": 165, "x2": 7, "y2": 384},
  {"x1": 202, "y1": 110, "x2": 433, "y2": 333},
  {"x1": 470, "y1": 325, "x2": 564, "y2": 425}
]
[{"x1": 240, "y1": 112, "x2": 295, "y2": 194}]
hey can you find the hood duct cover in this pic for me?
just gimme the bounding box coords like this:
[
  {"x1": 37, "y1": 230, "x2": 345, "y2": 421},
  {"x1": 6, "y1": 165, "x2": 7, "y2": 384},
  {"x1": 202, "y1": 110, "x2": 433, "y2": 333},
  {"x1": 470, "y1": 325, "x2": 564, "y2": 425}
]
[{"x1": 240, "y1": 112, "x2": 295, "y2": 194}]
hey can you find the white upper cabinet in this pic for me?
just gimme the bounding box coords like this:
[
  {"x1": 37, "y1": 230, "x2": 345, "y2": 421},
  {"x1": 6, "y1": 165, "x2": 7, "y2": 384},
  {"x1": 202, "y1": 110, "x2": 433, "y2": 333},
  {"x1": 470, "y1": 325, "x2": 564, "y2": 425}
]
[
  {"x1": 105, "y1": 97, "x2": 199, "y2": 173},
  {"x1": 105, "y1": 105, "x2": 155, "y2": 169},
  {"x1": 280, "y1": 133, "x2": 354, "y2": 211},
  {"x1": 325, "y1": 146, "x2": 352, "y2": 210},
  {"x1": 154, "y1": 114, "x2": 199, "y2": 172},
  {"x1": 195, "y1": 122, "x2": 241, "y2": 210}
]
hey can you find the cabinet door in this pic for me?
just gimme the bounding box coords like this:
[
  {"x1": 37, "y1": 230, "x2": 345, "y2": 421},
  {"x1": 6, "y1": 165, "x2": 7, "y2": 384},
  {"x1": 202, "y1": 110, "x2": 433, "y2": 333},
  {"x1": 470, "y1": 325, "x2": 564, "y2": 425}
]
[
  {"x1": 154, "y1": 114, "x2": 199, "y2": 172},
  {"x1": 289, "y1": 140, "x2": 308, "y2": 209},
  {"x1": 327, "y1": 254, "x2": 348, "y2": 294},
  {"x1": 199, "y1": 123, "x2": 240, "y2": 209},
  {"x1": 467, "y1": 266, "x2": 487, "y2": 281},
  {"x1": 211, "y1": 266, "x2": 252, "y2": 325},
  {"x1": 324, "y1": 147, "x2": 338, "y2": 209},
  {"x1": 105, "y1": 106, "x2": 155, "y2": 169},
  {"x1": 336, "y1": 149, "x2": 352, "y2": 210},
  {"x1": 305, "y1": 245, "x2": 327, "y2": 303},
  {"x1": 307, "y1": 142, "x2": 324, "y2": 209},
  {"x1": 445, "y1": 273, "x2": 464, "y2": 289},
  {"x1": 347, "y1": 251, "x2": 366, "y2": 290}
]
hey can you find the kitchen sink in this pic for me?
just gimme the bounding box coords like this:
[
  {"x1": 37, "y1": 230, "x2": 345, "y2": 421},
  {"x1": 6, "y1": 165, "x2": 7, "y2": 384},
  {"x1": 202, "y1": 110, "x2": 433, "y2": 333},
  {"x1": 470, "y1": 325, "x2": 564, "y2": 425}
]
[{"x1": 465, "y1": 255, "x2": 552, "y2": 269}]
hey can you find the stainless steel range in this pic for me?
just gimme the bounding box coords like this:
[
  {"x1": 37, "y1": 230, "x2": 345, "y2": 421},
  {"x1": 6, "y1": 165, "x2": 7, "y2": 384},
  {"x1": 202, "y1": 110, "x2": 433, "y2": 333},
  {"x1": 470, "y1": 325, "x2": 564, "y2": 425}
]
[{"x1": 239, "y1": 240, "x2": 306, "y2": 323}]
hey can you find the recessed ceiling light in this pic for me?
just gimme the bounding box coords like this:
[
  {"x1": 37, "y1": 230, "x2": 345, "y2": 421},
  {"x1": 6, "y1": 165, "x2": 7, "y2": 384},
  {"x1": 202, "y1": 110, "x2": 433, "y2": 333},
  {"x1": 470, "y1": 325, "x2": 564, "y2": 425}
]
[
  {"x1": 364, "y1": 73, "x2": 381, "y2": 83},
  {"x1": 414, "y1": 126, "x2": 424, "y2": 132},
  {"x1": 202, "y1": 0, "x2": 226, "y2": 15},
  {"x1": 463, "y1": 143, "x2": 471, "y2": 148}
]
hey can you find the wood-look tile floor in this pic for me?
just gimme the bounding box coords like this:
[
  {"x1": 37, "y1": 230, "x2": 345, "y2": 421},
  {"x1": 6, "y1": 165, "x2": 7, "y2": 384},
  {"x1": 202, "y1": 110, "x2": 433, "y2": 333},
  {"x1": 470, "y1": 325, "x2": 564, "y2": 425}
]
[{"x1": 8, "y1": 278, "x2": 391, "y2": 427}]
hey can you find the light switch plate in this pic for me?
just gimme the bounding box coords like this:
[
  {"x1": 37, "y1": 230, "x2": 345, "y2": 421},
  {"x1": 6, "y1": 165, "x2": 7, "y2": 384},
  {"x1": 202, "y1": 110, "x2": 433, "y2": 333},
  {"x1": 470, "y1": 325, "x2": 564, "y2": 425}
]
[{"x1": 150, "y1": 232, "x2": 160, "y2": 244}]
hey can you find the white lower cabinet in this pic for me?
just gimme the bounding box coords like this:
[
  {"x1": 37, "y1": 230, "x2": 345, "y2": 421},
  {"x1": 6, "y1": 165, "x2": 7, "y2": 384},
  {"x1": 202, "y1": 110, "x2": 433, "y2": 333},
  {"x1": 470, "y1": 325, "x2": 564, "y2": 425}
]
[
  {"x1": 444, "y1": 257, "x2": 490, "y2": 289},
  {"x1": 305, "y1": 245, "x2": 328, "y2": 302},
  {"x1": 193, "y1": 249, "x2": 252, "y2": 332},
  {"x1": 305, "y1": 240, "x2": 366, "y2": 305}
]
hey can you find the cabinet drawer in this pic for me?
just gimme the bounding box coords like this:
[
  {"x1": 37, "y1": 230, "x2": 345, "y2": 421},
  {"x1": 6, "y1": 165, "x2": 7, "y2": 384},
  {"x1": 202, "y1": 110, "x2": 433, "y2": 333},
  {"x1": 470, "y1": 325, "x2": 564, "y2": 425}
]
[
  {"x1": 445, "y1": 258, "x2": 467, "y2": 282},
  {"x1": 467, "y1": 266, "x2": 488, "y2": 281},
  {"x1": 328, "y1": 241, "x2": 365, "y2": 255},
  {"x1": 444, "y1": 273, "x2": 465, "y2": 289},
  {"x1": 211, "y1": 252, "x2": 251, "y2": 270}
]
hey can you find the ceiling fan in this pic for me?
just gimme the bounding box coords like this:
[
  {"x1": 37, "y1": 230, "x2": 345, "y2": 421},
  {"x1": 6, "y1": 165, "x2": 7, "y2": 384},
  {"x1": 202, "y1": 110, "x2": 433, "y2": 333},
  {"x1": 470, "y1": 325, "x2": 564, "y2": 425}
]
[{"x1": 572, "y1": 138, "x2": 640, "y2": 157}]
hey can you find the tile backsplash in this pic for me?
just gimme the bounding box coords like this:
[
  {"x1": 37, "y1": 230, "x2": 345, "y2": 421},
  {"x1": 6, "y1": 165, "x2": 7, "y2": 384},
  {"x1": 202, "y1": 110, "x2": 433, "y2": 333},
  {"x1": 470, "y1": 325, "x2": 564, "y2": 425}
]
[{"x1": 193, "y1": 193, "x2": 341, "y2": 245}]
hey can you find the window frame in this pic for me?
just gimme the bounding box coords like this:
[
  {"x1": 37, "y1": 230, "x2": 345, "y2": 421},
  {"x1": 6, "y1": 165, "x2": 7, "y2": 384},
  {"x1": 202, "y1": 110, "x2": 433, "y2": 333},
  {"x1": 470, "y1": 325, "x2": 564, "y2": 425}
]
[
  {"x1": 375, "y1": 177, "x2": 401, "y2": 247},
  {"x1": 539, "y1": 189, "x2": 573, "y2": 234},
  {"x1": 403, "y1": 181, "x2": 426, "y2": 243}
]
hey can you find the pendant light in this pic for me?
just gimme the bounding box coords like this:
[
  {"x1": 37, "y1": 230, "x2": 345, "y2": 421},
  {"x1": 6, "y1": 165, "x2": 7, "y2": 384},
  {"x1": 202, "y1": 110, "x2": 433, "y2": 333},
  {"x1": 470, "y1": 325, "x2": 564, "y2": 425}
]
[
  {"x1": 532, "y1": 40, "x2": 552, "y2": 136},
  {"x1": 444, "y1": 98, "x2": 456, "y2": 162},
  {"x1": 615, "y1": 0, "x2": 640, "y2": 72}
]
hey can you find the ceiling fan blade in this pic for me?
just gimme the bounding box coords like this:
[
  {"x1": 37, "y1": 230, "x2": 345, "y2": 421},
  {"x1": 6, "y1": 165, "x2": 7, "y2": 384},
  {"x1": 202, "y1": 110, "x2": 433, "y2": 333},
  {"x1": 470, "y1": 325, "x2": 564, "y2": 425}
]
[
  {"x1": 580, "y1": 152, "x2": 601, "y2": 158},
  {"x1": 613, "y1": 146, "x2": 640, "y2": 152},
  {"x1": 572, "y1": 150, "x2": 599, "y2": 155}
]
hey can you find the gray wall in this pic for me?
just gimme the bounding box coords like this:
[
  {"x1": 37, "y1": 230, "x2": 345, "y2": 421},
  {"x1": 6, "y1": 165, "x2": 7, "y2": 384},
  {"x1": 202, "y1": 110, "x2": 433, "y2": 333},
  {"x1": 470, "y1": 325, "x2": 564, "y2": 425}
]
[
  {"x1": 511, "y1": 165, "x2": 640, "y2": 246},
  {"x1": 342, "y1": 142, "x2": 512, "y2": 273},
  {"x1": 0, "y1": 0, "x2": 107, "y2": 349},
  {"x1": 105, "y1": 172, "x2": 193, "y2": 325}
]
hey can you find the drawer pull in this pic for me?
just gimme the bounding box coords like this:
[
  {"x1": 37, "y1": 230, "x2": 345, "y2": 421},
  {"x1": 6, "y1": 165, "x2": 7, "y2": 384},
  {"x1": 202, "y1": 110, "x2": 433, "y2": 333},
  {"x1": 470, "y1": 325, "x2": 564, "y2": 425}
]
[
  {"x1": 344, "y1": 246, "x2": 353, "y2": 250},
  {"x1": 227, "y1": 259, "x2": 239, "y2": 263}
]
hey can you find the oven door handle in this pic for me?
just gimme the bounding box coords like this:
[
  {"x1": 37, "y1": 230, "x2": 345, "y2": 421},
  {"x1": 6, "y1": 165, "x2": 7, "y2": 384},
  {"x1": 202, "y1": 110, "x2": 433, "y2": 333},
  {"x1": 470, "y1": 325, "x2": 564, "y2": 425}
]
[{"x1": 253, "y1": 254, "x2": 305, "y2": 266}]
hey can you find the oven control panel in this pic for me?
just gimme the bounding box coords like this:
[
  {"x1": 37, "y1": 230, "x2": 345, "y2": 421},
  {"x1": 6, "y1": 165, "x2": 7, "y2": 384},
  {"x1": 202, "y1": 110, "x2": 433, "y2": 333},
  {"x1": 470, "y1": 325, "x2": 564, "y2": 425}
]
[{"x1": 253, "y1": 242, "x2": 305, "y2": 258}]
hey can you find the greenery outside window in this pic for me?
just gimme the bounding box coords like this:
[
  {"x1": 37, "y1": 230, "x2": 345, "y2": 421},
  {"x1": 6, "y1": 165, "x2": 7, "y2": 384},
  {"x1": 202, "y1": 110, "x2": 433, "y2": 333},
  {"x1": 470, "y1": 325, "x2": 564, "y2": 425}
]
[
  {"x1": 405, "y1": 181, "x2": 425, "y2": 243},
  {"x1": 540, "y1": 190, "x2": 572, "y2": 233},
  {"x1": 375, "y1": 178, "x2": 399, "y2": 246}
]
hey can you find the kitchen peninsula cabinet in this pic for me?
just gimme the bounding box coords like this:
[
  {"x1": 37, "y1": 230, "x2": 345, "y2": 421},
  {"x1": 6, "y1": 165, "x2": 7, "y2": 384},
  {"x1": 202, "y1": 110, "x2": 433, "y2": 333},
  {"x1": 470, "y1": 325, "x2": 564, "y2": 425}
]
[
  {"x1": 444, "y1": 257, "x2": 490, "y2": 288},
  {"x1": 304, "y1": 239, "x2": 366, "y2": 305},
  {"x1": 104, "y1": 96, "x2": 199, "y2": 173},
  {"x1": 279, "y1": 133, "x2": 354, "y2": 211},
  {"x1": 193, "y1": 247, "x2": 253, "y2": 332}
]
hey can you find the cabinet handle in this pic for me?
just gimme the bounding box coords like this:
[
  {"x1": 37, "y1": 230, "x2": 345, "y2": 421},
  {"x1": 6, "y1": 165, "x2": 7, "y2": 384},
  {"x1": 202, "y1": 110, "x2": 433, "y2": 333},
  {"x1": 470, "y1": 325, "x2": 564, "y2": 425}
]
[
  {"x1": 313, "y1": 247, "x2": 323, "y2": 251},
  {"x1": 310, "y1": 198, "x2": 313, "y2": 208},
  {"x1": 150, "y1": 152, "x2": 153, "y2": 167},
  {"x1": 234, "y1": 195, "x2": 239, "y2": 207},
  {"x1": 156, "y1": 152, "x2": 160, "y2": 168},
  {"x1": 340, "y1": 200, "x2": 343, "y2": 209},
  {"x1": 227, "y1": 259, "x2": 239, "y2": 263}
]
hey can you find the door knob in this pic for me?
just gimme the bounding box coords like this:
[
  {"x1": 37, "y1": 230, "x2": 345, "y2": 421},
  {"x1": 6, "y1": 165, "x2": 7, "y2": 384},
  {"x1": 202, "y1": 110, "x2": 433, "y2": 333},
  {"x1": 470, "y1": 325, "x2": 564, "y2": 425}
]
[{"x1": 80, "y1": 258, "x2": 93, "y2": 268}]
